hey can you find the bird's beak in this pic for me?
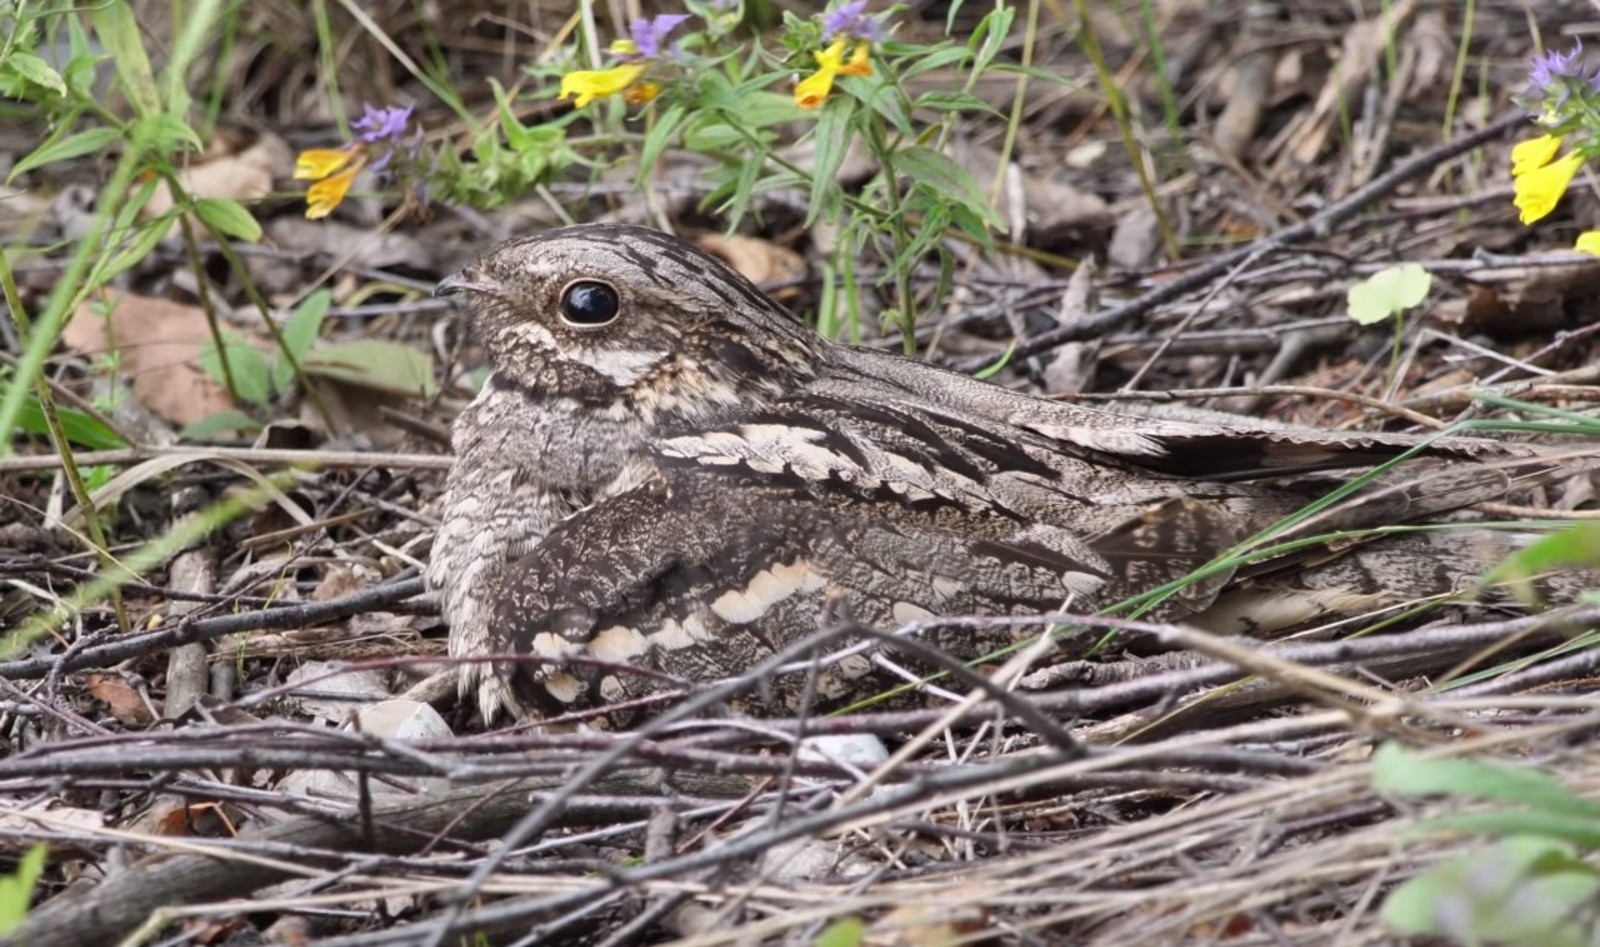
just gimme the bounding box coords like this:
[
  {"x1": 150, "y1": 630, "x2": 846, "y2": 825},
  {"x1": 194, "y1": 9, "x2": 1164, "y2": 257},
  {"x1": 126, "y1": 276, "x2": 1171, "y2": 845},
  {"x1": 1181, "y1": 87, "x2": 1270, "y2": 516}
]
[{"x1": 434, "y1": 270, "x2": 498, "y2": 299}]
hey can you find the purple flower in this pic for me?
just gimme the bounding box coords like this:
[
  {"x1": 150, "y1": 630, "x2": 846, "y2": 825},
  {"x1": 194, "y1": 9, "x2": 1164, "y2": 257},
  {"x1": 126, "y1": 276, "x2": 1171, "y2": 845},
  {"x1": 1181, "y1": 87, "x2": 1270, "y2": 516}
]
[
  {"x1": 1530, "y1": 42, "x2": 1585, "y2": 92},
  {"x1": 629, "y1": 13, "x2": 690, "y2": 59},
  {"x1": 352, "y1": 103, "x2": 415, "y2": 143},
  {"x1": 350, "y1": 104, "x2": 418, "y2": 175},
  {"x1": 823, "y1": 1, "x2": 883, "y2": 42},
  {"x1": 1524, "y1": 42, "x2": 1592, "y2": 118}
]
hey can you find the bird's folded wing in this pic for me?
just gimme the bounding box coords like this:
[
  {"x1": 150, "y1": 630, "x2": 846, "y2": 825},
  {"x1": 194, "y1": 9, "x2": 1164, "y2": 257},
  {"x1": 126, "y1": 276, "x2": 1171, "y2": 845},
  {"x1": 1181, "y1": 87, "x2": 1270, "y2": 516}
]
[
  {"x1": 825, "y1": 347, "x2": 1526, "y2": 480},
  {"x1": 492, "y1": 394, "x2": 1531, "y2": 717}
]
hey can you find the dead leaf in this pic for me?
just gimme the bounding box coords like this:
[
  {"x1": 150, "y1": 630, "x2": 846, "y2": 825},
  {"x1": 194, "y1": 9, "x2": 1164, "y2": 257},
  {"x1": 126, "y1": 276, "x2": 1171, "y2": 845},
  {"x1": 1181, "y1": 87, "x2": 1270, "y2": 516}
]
[
  {"x1": 870, "y1": 902, "x2": 990, "y2": 945},
  {"x1": 695, "y1": 233, "x2": 806, "y2": 301},
  {"x1": 0, "y1": 802, "x2": 106, "y2": 840},
  {"x1": 1108, "y1": 205, "x2": 1164, "y2": 269},
  {"x1": 62, "y1": 291, "x2": 237, "y2": 427},
  {"x1": 142, "y1": 127, "x2": 292, "y2": 234},
  {"x1": 298, "y1": 377, "x2": 413, "y2": 450},
  {"x1": 1409, "y1": 11, "x2": 1452, "y2": 93},
  {"x1": 1267, "y1": 0, "x2": 1419, "y2": 177},
  {"x1": 950, "y1": 138, "x2": 1112, "y2": 243},
  {"x1": 304, "y1": 339, "x2": 436, "y2": 397},
  {"x1": 153, "y1": 801, "x2": 236, "y2": 837},
  {"x1": 311, "y1": 565, "x2": 366, "y2": 601},
  {"x1": 1453, "y1": 260, "x2": 1600, "y2": 337},
  {"x1": 1043, "y1": 255, "x2": 1099, "y2": 395},
  {"x1": 264, "y1": 216, "x2": 438, "y2": 272},
  {"x1": 85, "y1": 672, "x2": 154, "y2": 725},
  {"x1": 1213, "y1": 47, "x2": 1271, "y2": 160}
]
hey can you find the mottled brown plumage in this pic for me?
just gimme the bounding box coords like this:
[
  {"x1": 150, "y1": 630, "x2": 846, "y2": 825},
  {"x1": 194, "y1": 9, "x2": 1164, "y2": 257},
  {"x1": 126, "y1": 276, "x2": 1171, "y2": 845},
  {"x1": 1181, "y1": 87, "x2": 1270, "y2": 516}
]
[{"x1": 428, "y1": 223, "x2": 1554, "y2": 723}]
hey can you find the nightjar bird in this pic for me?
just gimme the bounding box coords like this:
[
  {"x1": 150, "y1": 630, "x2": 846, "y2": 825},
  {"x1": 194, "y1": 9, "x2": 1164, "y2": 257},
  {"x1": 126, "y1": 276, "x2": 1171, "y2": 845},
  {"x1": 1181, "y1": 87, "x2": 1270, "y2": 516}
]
[{"x1": 428, "y1": 223, "x2": 1554, "y2": 723}]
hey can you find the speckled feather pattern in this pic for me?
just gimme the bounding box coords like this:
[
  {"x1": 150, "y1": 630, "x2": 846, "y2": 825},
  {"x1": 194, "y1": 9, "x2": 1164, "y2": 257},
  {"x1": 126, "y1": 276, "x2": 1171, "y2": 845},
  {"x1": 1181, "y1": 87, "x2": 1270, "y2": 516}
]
[{"x1": 429, "y1": 223, "x2": 1550, "y2": 723}]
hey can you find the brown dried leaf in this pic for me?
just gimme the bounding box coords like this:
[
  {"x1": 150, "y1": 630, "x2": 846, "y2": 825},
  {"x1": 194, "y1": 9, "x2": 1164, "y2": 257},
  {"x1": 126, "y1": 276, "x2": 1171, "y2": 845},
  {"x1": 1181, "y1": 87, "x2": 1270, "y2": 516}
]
[
  {"x1": 264, "y1": 216, "x2": 438, "y2": 271},
  {"x1": 870, "y1": 902, "x2": 990, "y2": 945},
  {"x1": 62, "y1": 291, "x2": 236, "y2": 427},
  {"x1": 142, "y1": 128, "x2": 292, "y2": 227},
  {"x1": 1409, "y1": 10, "x2": 1452, "y2": 94},
  {"x1": 1213, "y1": 48, "x2": 1271, "y2": 160},
  {"x1": 951, "y1": 139, "x2": 1111, "y2": 242},
  {"x1": 311, "y1": 564, "x2": 366, "y2": 601},
  {"x1": 85, "y1": 672, "x2": 154, "y2": 724},
  {"x1": 153, "y1": 801, "x2": 235, "y2": 838},
  {"x1": 1269, "y1": 0, "x2": 1419, "y2": 175},
  {"x1": 1453, "y1": 260, "x2": 1600, "y2": 337},
  {"x1": 695, "y1": 233, "x2": 806, "y2": 300},
  {"x1": 0, "y1": 803, "x2": 106, "y2": 840}
]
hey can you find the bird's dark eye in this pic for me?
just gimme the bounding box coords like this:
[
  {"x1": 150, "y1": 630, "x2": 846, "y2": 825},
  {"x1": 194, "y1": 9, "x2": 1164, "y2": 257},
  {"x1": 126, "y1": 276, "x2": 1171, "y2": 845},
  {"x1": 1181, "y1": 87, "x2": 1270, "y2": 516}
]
[{"x1": 559, "y1": 280, "x2": 621, "y2": 327}]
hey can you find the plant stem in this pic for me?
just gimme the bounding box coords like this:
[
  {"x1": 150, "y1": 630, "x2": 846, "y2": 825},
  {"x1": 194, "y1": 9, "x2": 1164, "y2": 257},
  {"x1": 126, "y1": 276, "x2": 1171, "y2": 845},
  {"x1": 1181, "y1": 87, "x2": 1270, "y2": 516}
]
[
  {"x1": 0, "y1": 139, "x2": 145, "y2": 458},
  {"x1": 1071, "y1": 0, "x2": 1179, "y2": 260},
  {"x1": 864, "y1": 120, "x2": 916, "y2": 354},
  {"x1": 0, "y1": 246, "x2": 131, "y2": 634}
]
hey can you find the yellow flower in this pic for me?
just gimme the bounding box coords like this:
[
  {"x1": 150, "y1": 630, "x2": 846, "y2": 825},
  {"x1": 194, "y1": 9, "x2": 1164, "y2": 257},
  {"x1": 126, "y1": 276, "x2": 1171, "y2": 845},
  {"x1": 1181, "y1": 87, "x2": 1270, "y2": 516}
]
[
  {"x1": 305, "y1": 167, "x2": 359, "y2": 220},
  {"x1": 1514, "y1": 149, "x2": 1585, "y2": 224},
  {"x1": 840, "y1": 41, "x2": 873, "y2": 77},
  {"x1": 294, "y1": 146, "x2": 361, "y2": 181},
  {"x1": 296, "y1": 145, "x2": 368, "y2": 218},
  {"x1": 1511, "y1": 134, "x2": 1563, "y2": 176},
  {"x1": 795, "y1": 39, "x2": 873, "y2": 109},
  {"x1": 623, "y1": 81, "x2": 661, "y2": 107},
  {"x1": 1576, "y1": 231, "x2": 1600, "y2": 255},
  {"x1": 560, "y1": 63, "x2": 646, "y2": 107}
]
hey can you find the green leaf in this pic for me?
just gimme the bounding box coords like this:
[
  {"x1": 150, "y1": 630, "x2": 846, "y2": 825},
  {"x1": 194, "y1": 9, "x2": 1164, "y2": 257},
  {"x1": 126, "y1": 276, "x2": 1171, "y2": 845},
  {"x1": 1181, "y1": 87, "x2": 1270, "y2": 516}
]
[
  {"x1": 813, "y1": 917, "x2": 865, "y2": 947},
  {"x1": 65, "y1": 16, "x2": 102, "y2": 98},
  {"x1": 973, "y1": 341, "x2": 1017, "y2": 380},
  {"x1": 970, "y1": 6, "x2": 1017, "y2": 75},
  {"x1": 913, "y1": 90, "x2": 1004, "y2": 119},
  {"x1": 1346, "y1": 263, "x2": 1432, "y2": 325},
  {"x1": 730, "y1": 90, "x2": 811, "y2": 128},
  {"x1": 694, "y1": 67, "x2": 745, "y2": 112},
  {"x1": 1483, "y1": 523, "x2": 1600, "y2": 603},
  {"x1": 1372, "y1": 744, "x2": 1600, "y2": 820},
  {"x1": 305, "y1": 340, "x2": 436, "y2": 397},
  {"x1": 719, "y1": 148, "x2": 766, "y2": 231},
  {"x1": 93, "y1": 215, "x2": 175, "y2": 288},
  {"x1": 638, "y1": 101, "x2": 687, "y2": 177},
  {"x1": 1383, "y1": 836, "x2": 1599, "y2": 947},
  {"x1": 899, "y1": 46, "x2": 974, "y2": 80},
  {"x1": 63, "y1": 52, "x2": 103, "y2": 99},
  {"x1": 200, "y1": 334, "x2": 272, "y2": 407},
  {"x1": 6, "y1": 52, "x2": 66, "y2": 96},
  {"x1": 814, "y1": 260, "x2": 839, "y2": 339},
  {"x1": 684, "y1": 117, "x2": 760, "y2": 153},
  {"x1": 272, "y1": 291, "x2": 330, "y2": 393},
  {"x1": 160, "y1": 0, "x2": 224, "y2": 119},
  {"x1": 89, "y1": 0, "x2": 162, "y2": 117},
  {"x1": 14, "y1": 400, "x2": 126, "y2": 451},
  {"x1": 805, "y1": 95, "x2": 856, "y2": 227},
  {"x1": 851, "y1": 73, "x2": 914, "y2": 137},
  {"x1": 1420, "y1": 810, "x2": 1600, "y2": 849},
  {"x1": 947, "y1": 201, "x2": 996, "y2": 248},
  {"x1": 491, "y1": 78, "x2": 532, "y2": 150},
  {"x1": 194, "y1": 197, "x2": 261, "y2": 243},
  {"x1": 893, "y1": 145, "x2": 1004, "y2": 229},
  {"x1": 131, "y1": 112, "x2": 203, "y2": 155},
  {"x1": 0, "y1": 844, "x2": 46, "y2": 935},
  {"x1": 10, "y1": 126, "x2": 123, "y2": 181},
  {"x1": 180, "y1": 409, "x2": 261, "y2": 441}
]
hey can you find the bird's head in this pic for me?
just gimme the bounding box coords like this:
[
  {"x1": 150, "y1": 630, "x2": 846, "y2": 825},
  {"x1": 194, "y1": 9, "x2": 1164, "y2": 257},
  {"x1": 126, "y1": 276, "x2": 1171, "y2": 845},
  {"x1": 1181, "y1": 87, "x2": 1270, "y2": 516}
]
[{"x1": 436, "y1": 223, "x2": 821, "y2": 419}]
